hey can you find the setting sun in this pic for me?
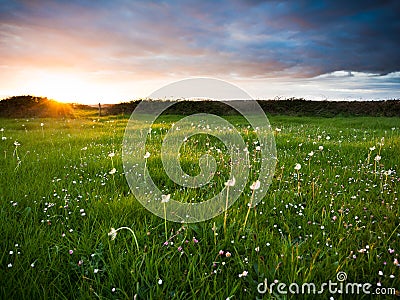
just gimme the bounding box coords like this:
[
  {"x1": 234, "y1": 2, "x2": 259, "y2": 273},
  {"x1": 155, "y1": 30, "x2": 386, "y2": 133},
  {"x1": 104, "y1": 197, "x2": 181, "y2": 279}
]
[
  {"x1": 14, "y1": 70, "x2": 172, "y2": 104},
  {"x1": 23, "y1": 72, "x2": 94, "y2": 103}
]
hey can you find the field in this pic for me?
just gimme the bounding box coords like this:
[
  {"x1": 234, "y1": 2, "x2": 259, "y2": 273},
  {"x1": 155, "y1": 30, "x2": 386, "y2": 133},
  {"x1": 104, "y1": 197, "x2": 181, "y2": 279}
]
[{"x1": 0, "y1": 114, "x2": 399, "y2": 299}]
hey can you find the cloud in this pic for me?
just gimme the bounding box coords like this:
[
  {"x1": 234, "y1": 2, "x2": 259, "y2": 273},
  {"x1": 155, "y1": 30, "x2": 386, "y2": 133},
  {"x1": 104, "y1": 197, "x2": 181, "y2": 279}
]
[
  {"x1": 0, "y1": 0, "x2": 399, "y2": 102},
  {"x1": 242, "y1": 71, "x2": 400, "y2": 101}
]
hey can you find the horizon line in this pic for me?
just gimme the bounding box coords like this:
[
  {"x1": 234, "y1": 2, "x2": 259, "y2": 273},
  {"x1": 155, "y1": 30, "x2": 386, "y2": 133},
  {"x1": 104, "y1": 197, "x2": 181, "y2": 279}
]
[{"x1": 1, "y1": 94, "x2": 400, "y2": 106}]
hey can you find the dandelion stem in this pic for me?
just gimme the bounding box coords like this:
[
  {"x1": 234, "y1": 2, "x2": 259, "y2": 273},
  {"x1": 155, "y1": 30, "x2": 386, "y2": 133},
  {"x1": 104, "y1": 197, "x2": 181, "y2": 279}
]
[
  {"x1": 242, "y1": 189, "x2": 255, "y2": 230},
  {"x1": 223, "y1": 186, "x2": 229, "y2": 236},
  {"x1": 110, "y1": 155, "x2": 116, "y2": 187},
  {"x1": 163, "y1": 202, "x2": 168, "y2": 242},
  {"x1": 13, "y1": 144, "x2": 21, "y2": 171},
  {"x1": 386, "y1": 223, "x2": 400, "y2": 243},
  {"x1": 297, "y1": 170, "x2": 301, "y2": 195},
  {"x1": 144, "y1": 159, "x2": 147, "y2": 180},
  {"x1": 213, "y1": 222, "x2": 217, "y2": 246},
  {"x1": 115, "y1": 227, "x2": 139, "y2": 251},
  {"x1": 312, "y1": 179, "x2": 315, "y2": 200}
]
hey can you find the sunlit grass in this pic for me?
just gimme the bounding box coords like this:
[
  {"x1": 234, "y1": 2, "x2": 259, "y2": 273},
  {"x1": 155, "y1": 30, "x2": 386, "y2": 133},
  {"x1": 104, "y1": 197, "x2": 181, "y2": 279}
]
[{"x1": 0, "y1": 115, "x2": 399, "y2": 299}]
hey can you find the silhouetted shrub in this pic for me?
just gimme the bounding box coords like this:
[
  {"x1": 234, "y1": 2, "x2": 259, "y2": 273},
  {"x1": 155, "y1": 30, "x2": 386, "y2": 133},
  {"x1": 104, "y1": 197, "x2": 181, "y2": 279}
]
[{"x1": 0, "y1": 96, "x2": 74, "y2": 118}]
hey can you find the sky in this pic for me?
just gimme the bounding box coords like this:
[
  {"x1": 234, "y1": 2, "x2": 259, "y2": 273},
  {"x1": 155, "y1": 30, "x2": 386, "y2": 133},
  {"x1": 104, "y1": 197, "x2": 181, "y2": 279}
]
[{"x1": 0, "y1": 0, "x2": 399, "y2": 104}]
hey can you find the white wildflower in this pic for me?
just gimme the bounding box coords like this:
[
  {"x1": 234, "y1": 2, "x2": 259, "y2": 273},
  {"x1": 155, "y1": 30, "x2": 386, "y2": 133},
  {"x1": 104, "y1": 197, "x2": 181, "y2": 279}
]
[
  {"x1": 225, "y1": 176, "x2": 236, "y2": 187},
  {"x1": 108, "y1": 228, "x2": 117, "y2": 240},
  {"x1": 250, "y1": 180, "x2": 261, "y2": 190},
  {"x1": 161, "y1": 194, "x2": 171, "y2": 203}
]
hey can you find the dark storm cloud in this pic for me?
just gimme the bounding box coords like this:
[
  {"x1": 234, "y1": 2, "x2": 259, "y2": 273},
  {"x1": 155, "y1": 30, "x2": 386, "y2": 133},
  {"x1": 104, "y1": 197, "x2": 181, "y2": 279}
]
[
  {"x1": 267, "y1": 0, "x2": 400, "y2": 75},
  {"x1": 1, "y1": 0, "x2": 399, "y2": 76}
]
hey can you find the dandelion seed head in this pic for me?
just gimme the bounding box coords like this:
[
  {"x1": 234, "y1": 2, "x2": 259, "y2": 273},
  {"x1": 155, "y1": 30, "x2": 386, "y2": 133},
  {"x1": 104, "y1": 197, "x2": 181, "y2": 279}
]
[
  {"x1": 108, "y1": 228, "x2": 117, "y2": 240},
  {"x1": 161, "y1": 194, "x2": 171, "y2": 203},
  {"x1": 250, "y1": 180, "x2": 261, "y2": 190},
  {"x1": 225, "y1": 176, "x2": 236, "y2": 187}
]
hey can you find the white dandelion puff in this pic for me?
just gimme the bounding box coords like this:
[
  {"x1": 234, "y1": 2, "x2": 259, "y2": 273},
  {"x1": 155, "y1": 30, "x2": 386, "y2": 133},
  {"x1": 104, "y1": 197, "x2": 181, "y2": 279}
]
[
  {"x1": 161, "y1": 194, "x2": 171, "y2": 203},
  {"x1": 250, "y1": 180, "x2": 261, "y2": 190},
  {"x1": 225, "y1": 176, "x2": 236, "y2": 187},
  {"x1": 108, "y1": 228, "x2": 117, "y2": 240}
]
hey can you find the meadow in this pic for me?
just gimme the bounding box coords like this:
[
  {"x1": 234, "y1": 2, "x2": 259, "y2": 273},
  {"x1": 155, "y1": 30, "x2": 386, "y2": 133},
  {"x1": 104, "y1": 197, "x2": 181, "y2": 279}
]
[{"x1": 0, "y1": 113, "x2": 399, "y2": 299}]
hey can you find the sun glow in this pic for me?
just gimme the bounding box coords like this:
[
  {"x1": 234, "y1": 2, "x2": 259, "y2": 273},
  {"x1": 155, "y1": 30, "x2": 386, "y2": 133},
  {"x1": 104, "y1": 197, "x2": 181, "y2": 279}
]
[
  {"x1": 23, "y1": 72, "x2": 102, "y2": 104},
  {"x1": 17, "y1": 71, "x2": 168, "y2": 104}
]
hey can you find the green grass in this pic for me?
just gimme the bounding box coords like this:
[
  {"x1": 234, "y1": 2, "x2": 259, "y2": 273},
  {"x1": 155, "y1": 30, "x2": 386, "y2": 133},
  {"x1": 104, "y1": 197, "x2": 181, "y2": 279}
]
[{"x1": 0, "y1": 115, "x2": 399, "y2": 299}]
